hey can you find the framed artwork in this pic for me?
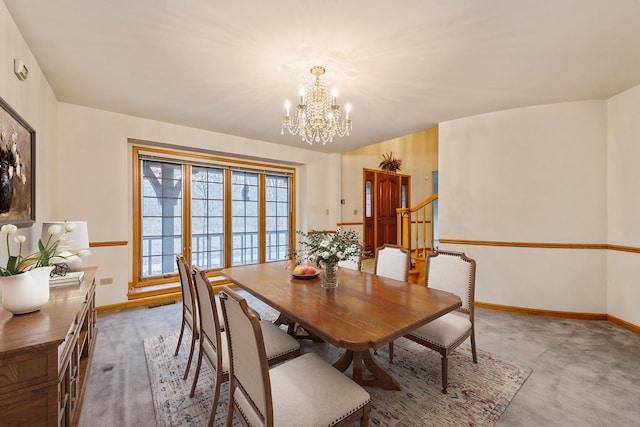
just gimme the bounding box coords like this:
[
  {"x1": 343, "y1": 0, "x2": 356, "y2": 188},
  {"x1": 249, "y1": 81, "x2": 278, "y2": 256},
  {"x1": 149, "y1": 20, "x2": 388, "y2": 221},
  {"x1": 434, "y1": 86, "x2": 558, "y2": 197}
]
[{"x1": 0, "y1": 96, "x2": 35, "y2": 227}]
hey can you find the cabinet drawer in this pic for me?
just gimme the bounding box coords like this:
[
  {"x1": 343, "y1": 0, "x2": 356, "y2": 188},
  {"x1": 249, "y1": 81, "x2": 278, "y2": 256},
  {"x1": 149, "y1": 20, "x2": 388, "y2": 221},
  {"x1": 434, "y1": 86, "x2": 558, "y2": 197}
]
[
  {"x1": 0, "y1": 381, "x2": 57, "y2": 427},
  {"x1": 0, "y1": 347, "x2": 56, "y2": 394}
]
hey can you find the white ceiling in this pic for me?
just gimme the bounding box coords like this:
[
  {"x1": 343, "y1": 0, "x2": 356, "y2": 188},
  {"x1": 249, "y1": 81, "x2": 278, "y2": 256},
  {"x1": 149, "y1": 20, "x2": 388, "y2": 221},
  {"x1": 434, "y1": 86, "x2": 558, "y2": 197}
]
[{"x1": 5, "y1": 0, "x2": 640, "y2": 153}]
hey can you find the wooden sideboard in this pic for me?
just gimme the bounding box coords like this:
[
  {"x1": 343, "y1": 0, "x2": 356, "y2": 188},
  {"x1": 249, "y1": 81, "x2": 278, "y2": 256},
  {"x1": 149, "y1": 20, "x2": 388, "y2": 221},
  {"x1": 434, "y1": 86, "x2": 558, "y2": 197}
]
[{"x1": 0, "y1": 267, "x2": 97, "y2": 426}]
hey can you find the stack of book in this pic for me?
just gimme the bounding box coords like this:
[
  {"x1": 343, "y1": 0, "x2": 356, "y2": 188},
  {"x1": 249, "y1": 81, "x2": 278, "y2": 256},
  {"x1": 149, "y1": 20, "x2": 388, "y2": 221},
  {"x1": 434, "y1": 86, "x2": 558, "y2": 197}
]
[{"x1": 49, "y1": 271, "x2": 85, "y2": 288}]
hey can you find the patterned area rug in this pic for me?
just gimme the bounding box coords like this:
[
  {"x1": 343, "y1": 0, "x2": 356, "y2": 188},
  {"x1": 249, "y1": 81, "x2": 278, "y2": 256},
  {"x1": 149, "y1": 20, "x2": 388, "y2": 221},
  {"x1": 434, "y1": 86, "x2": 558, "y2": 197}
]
[{"x1": 144, "y1": 308, "x2": 531, "y2": 427}]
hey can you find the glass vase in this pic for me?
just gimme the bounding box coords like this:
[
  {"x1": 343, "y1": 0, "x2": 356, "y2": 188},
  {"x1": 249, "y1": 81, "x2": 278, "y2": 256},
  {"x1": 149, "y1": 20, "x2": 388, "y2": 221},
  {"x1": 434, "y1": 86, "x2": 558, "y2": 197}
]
[{"x1": 322, "y1": 262, "x2": 339, "y2": 288}]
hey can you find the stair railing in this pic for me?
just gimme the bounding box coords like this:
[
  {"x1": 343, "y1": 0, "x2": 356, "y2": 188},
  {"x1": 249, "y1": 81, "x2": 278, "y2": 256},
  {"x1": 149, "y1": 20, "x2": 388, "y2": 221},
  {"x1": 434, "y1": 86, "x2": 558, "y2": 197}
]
[{"x1": 396, "y1": 193, "x2": 438, "y2": 262}]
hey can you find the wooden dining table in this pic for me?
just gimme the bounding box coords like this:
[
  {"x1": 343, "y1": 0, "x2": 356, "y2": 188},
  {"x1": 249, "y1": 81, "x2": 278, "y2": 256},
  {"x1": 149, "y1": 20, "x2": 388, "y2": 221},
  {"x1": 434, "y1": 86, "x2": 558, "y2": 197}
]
[{"x1": 221, "y1": 260, "x2": 461, "y2": 390}]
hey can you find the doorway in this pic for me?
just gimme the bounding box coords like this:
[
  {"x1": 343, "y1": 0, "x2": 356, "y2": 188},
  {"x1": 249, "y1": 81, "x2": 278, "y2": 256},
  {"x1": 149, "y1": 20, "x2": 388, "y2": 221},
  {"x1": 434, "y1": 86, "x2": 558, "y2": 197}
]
[{"x1": 362, "y1": 170, "x2": 410, "y2": 253}]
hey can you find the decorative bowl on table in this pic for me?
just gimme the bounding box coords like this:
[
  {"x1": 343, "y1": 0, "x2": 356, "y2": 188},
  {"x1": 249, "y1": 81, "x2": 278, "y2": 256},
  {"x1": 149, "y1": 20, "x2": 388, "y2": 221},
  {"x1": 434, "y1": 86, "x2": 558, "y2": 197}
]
[{"x1": 290, "y1": 265, "x2": 320, "y2": 279}]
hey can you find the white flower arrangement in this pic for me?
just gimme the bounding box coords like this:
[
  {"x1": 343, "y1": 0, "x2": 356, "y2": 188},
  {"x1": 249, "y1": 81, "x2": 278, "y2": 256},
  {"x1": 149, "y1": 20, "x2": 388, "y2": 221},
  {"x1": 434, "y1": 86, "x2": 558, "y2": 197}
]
[
  {"x1": 295, "y1": 228, "x2": 364, "y2": 267},
  {"x1": 0, "y1": 223, "x2": 90, "y2": 276}
]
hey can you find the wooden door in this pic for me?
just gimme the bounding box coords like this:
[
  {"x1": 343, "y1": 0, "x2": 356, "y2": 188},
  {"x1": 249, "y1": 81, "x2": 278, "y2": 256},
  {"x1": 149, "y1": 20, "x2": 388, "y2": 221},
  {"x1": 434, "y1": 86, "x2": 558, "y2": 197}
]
[
  {"x1": 362, "y1": 170, "x2": 410, "y2": 253},
  {"x1": 376, "y1": 173, "x2": 401, "y2": 248}
]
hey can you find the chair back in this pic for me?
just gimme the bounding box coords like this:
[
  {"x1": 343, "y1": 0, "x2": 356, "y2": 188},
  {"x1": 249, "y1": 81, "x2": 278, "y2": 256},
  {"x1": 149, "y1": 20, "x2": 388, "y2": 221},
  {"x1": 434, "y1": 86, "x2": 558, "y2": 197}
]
[
  {"x1": 192, "y1": 266, "x2": 224, "y2": 372},
  {"x1": 176, "y1": 255, "x2": 197, "y2": 326},
  {"x1": 220, "y1": 286, "x2": 273, "y2": 426},
  {"x1": 373, "y1": 244, "x2": 410, "y2": 281},
  {"x1": 338, "y1": 256, "x2": 361, "y2": 271},
  {"x1": 425, "y1": 251, "x2": 476, "y2": 313}
]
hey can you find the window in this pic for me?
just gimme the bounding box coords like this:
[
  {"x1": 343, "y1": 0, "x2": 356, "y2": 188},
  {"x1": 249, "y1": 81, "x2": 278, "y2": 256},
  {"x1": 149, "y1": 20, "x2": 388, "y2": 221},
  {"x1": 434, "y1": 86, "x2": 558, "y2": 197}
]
[
  {"x1": 365, "y1": 180, "x2": 372, "y2": 217},
  {"x1": 141, "y1": 160, "x2": 183, "y2": 277},
  {"x1": 133, "y1": 146, "x2": 295, "y2": 288},
  {"x1": 401, "y1": 183, "x2": 408, "y2": 209},
  {"x1": 265, "y1": 174, "x2": 291, "y2": 261},
  {"x1": 231, "y1": 171, "x2": 259, "y2": 265},
  {"x1": 191, "y1": 166, "x2": 225, "y2": 270}
]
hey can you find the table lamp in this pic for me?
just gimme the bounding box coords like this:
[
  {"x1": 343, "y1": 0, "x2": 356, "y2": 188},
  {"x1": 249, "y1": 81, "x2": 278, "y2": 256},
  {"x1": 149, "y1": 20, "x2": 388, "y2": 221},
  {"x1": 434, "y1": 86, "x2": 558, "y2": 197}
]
[{"x1": 41, "y1": 221, "x2": 90, "y2": 271}]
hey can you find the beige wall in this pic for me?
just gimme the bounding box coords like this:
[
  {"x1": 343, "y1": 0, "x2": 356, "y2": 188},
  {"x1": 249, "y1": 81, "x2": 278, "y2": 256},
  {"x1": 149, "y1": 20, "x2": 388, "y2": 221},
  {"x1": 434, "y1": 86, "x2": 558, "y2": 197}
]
[
  {"x1": 439, "y1": 100, "x2": 615, "y2": 317},
  {"x1": 606, "y1": 84, "x2": 640, "y2": 326},
  {"x1": 0, "y1": 1, "x2": 58, "y2": 255}
]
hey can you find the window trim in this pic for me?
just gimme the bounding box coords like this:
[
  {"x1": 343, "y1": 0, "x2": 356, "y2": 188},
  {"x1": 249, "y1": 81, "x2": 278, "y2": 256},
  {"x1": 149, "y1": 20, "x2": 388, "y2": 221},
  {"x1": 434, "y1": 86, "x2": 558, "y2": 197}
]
[{"x1": 131, "y1": 145, "x2": 296, "y2": 289}]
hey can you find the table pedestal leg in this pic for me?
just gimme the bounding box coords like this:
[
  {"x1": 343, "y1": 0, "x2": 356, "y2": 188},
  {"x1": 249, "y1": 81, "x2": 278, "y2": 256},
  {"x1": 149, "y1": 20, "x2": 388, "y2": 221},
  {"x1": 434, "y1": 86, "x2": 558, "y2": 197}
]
[
  {"x1": 273, "y1": 313, "x2": 323, "y2": 342},
  {"x1": 333, "y1": 349, "x2": 401, "y2": 390}
]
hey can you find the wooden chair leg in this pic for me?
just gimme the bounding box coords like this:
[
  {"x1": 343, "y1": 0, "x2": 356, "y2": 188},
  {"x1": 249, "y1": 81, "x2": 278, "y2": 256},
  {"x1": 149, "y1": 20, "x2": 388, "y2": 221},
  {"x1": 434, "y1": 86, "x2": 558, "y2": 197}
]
[
  {"x1": 360, "y1": 412, "x2": 370, "y2": 427},
  {"x1": 183, "y1": 328, "x2": 197, "y2": 380},
  {"x1": 189, "y1": 345, "x2": 203, "y2": 396},
  {"x1": 441, "y1": 355, "x2": 448, "y2": 394},
  {"x1": 207, "y1": 373, "x2": 221, "y2": 427},
  {"x1": 471, "y1": 331, "x2": 478, "y2": 363},
  {"x1": 389, "y1": 341, "x2": 394, "y2": 363},
  {"x1": 174, "y1": 321, "x2": 185, "y2": 356},
  {"x1": 225, "y1": 400, "x2": 234, "y2": 427}
]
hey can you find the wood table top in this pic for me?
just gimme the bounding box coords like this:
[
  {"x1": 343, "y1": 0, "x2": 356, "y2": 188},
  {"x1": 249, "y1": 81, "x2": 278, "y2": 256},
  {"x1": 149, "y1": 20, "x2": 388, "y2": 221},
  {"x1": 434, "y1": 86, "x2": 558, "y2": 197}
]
[{"x1": 222, "y1": 261, "x2": 461, "y2": 352}]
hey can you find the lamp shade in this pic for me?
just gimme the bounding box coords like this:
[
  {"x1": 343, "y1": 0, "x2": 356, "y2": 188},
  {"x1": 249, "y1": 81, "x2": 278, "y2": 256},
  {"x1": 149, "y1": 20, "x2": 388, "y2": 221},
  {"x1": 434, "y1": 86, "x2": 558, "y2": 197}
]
[{"x1": 40, "y1": 221, "x2": 90, "y2": 252}]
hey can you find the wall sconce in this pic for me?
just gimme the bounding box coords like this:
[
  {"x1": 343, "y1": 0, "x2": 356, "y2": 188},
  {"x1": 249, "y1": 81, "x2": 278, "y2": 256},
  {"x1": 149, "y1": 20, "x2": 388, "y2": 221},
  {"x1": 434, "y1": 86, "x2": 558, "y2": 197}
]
[{"x1": 14, "y1": 59, "x2": 28, "y2": 81}]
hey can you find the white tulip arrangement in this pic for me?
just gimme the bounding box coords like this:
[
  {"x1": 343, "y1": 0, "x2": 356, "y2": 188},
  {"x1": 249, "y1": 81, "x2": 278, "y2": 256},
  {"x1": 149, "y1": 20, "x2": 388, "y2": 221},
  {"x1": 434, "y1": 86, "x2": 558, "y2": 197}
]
[{"x1": 0, "y1": 223, "x2": 90, "y2": 276}]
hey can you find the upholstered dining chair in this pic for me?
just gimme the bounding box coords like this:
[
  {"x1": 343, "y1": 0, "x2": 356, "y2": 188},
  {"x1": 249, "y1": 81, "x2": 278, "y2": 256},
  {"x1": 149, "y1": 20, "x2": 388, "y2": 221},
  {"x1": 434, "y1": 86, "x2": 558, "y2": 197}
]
[
  {"x1": 373, "y1": 244, "x2": 410, "y2": 281},
  {"x1": 189, "y1": 265, "x2": 225, "y2": 427},
  {"x1": 373, "y1": 244, "x2": 410, "y2": 357},
  {"x1": 174, "y1": 254, "x2": 198, "y2": 380},
  {"x1": 401, "y1": 250, "x2": 477, "y2": 393},
  {"x1": 338, "y1": 255, "x2": 362, "y2": 271},
  {"x1": 220, "y1": 286, "x2": 372, "y2": 427},
  {"x1": 189, "y1": 267, "x2": 301, "y2": 426},
  {"x1": 337, "y1": 242, "x2": 364, "y2": 271}
]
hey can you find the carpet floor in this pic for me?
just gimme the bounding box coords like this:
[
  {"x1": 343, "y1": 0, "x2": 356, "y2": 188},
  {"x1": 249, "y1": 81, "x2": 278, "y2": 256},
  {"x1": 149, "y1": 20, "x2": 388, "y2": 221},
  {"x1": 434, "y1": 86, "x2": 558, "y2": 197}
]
[
  {"x1": 80, "y1": 295, "x2": 640, "y2": 426},
  {"x1": 144, "y1": 309, "x2": 530, "y2": 426}
]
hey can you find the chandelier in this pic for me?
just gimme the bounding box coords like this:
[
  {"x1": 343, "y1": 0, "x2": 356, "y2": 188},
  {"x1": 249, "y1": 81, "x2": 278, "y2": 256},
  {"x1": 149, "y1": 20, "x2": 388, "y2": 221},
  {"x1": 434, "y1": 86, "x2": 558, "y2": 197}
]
[{"x1": 281, "y1": 66, "x2": 352, "y2": 145}]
